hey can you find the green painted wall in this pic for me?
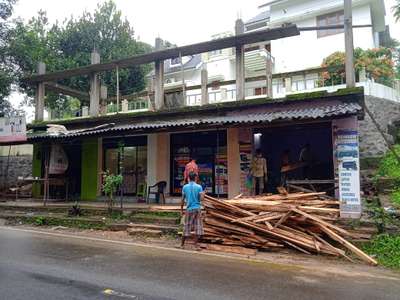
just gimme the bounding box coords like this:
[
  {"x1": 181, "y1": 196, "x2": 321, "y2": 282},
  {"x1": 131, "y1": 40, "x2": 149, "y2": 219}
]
[
  {"x1": 32, "y1": 143, "x2": 42, "y2": 198},
  {"x1": 81, "y1": 138, "x2": 99, "y2": 200}
]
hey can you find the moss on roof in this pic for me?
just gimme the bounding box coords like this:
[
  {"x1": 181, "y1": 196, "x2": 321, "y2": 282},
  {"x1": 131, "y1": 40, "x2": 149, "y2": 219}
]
[{"x1": 29, "y1": 87, "x2": 364, "y2": 129}]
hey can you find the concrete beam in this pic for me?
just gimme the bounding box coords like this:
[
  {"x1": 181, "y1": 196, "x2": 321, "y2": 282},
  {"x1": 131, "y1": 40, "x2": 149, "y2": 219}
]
[
  {"x1": 235, "y1": 19, "x2": 245, "y2": 101},
  {"x1": 44, "y1": 82, "x2": 90, "y2": 100},
  {"x1": 34, "y1": 62, "x2": 46, "y2": 121},
  {"x1": 25, "y1": 25, "x2": 300, "y2": 83}
]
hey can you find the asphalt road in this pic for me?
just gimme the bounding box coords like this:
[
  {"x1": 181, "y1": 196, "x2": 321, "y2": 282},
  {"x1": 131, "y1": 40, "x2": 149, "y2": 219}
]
[{"x1": 0, "y1": 227, "x2": 399, "y2": 300}]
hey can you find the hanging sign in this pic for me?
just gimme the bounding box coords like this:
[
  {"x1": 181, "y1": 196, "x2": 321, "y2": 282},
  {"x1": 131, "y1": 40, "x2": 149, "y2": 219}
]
[
  {"x1": 49, "y1": 144, "x2": 69, "y2": 174},
  {"x1": 0, "y1": 117, "x2": 27, "y2": 143},
  {"x1": 333, "y1": 118, "x2": 362, "y2": 219}
]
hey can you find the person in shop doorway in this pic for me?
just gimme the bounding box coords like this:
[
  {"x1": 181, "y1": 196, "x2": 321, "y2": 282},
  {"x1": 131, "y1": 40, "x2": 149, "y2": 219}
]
[
  {"x1": 181, "y1": 171, "x2": 204, "y2": 250},
  {"x1": 251, "y1": 149, "x2": 267, "y2": 195},
  {"x1": 184, "y1": 156, "x2": 199, "y2": 183},
  {"x1": 299, "y1": 143, "x2": 313, "y2": 179}
]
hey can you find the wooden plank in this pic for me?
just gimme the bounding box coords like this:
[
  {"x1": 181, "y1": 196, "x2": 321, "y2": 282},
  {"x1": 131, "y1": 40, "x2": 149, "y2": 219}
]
[
  {"x1": 292, "y1": 208, "x2": 351, "y2": 236},
  {"x1": 274, "y1": 211, "x2": 293, "y2": 228},
  {"x1": 318, "y1": 225, "x2": 378, "y2": 265}
]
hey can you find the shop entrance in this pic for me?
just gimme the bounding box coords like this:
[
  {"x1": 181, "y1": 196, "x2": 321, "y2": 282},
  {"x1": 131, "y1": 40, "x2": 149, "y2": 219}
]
[
  {"x1": 254, "y1": 122, "x2": 334, "y2": 193},
  {"x1": 170, "y1": 130, "x2": 227, "y2": 196},
  {"x1": 103, "y1": 136, "x2": 147, "y2": 196}
]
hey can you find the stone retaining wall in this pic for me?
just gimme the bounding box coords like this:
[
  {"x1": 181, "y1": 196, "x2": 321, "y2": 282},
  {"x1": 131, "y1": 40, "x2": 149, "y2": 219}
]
[
  {"x1": 359, "y1": 96, "x2": 400, "y2": 158},
  {"x1": 0, "y1": 155, "x2": 32, "y2": 189}
]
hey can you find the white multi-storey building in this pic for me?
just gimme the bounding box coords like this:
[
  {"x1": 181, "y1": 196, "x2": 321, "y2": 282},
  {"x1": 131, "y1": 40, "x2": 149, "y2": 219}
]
[
  {"x1": 154, "y1": 0, "x2": 391, "y2": 105},
  {"x1": 266, "y1": 0, "x2": 386, "y2": 73}
]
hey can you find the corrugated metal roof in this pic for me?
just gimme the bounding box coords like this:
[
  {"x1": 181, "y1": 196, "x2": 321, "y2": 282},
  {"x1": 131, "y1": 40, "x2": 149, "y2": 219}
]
[{"x1": 27, "y1": 101, "x2": 361, "y2": 141}]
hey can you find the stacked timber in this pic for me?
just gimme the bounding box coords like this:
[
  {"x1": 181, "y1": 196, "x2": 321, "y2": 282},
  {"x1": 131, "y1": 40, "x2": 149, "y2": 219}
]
[{"x1": 202, "y1": 191, "x2": 377, "y2": 265}]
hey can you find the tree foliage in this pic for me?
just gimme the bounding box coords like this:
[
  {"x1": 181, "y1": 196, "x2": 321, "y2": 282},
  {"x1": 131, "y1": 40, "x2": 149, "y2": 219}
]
[
  {"x1": 0, "y1": 0, "x2": 16, "y2": 116},
  {"x1": 393, "y1": 0, "x2": 400, "y2": 22},
  {"x1": 7, "y1": 0, "x2": 152, "y2": 117},
  {"x1": 321, "y1": 47, "x2": 395, "y2": 86}
]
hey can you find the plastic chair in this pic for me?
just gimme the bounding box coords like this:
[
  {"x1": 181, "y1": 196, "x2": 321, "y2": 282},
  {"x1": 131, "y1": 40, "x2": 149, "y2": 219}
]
[
  {"x1": 137, "y1": 183, "x2": 147, "y2": 200},
  {"x1": 146, "y1": 181, "x2": 167, "y2": 204}
]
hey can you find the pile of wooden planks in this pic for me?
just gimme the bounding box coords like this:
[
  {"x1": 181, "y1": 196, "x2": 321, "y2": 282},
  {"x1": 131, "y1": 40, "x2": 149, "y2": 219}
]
[{"x1": 202, "y1": 191, "x2": 377, "y2": 265}]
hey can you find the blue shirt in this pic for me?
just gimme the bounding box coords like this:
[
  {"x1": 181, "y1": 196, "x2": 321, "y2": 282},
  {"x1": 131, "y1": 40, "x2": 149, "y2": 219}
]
[{"x1": 182, "y1": 181, "x2": 203, "y2": 211}]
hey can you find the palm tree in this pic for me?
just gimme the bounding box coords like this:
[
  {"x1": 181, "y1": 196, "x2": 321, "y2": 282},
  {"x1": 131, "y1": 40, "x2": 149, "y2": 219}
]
[{"x1": 393, "y1": 0, "x2": 400, "y2": 22}]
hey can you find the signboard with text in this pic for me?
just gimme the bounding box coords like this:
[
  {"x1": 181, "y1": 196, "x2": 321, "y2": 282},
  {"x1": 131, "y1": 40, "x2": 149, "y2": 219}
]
[
  {"x1": 333, "y1": 118, "x2": 362, "y2": 218},
  {"x1": 0, "y1": 117, "x2": 27, "y2": 143}
]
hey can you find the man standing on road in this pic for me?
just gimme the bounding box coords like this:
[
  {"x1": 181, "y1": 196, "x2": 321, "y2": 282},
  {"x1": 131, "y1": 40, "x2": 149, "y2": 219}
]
[{"x1": 181, "y1": 171, "x2": 204, "y2": 250}]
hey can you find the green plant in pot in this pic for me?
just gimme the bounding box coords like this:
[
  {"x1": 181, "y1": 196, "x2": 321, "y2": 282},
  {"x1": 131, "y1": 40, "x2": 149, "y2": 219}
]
[{"x1": 102, "y1": 170, "x2": 123, "y2": 213}]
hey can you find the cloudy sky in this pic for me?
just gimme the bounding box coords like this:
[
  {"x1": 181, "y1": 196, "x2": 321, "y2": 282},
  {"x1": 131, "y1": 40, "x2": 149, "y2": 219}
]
[
  {"x1": 12, "y1": 0, "x2": 400, "y2": 46},
  {"x1": 8, "y1": 0, "x2": 400, "y2": 119}
]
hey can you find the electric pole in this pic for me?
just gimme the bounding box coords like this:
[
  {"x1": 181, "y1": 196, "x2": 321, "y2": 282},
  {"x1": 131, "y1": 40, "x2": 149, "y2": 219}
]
[{"x1": 344, "y1": 0, "x2": 355, "y2": 88}]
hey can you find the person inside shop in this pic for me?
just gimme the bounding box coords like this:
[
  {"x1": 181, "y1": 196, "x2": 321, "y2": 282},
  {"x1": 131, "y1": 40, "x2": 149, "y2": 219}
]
[
  {"x1": 181, "y1": 171, "x2": 204, "y2": 250},
  {"x1": 251, "y1": 149, "x2": 267, "y2": 195},
  {"x1": 184, "y1": 156, "x2": 199, "y2": 183},
  {"x1": 299, "y1": 143, "x2": 313, "y2": 179},
  {"x1": 280, "y1": 149, "x2": 291, "y2": 186}
]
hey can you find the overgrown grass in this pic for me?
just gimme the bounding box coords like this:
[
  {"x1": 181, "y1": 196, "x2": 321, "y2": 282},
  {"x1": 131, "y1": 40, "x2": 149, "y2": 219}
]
[
  {"x1": 375, "y1": 145, "x2": 400, "y2": 207},
  {"x1": 390, "y1": 190, "x2": 400, "y2": 208},
  {"x1": 376, "y1": 145, "x2": 400, "y2": 179},
  {"x1": 363, "y1": 234, "x2": 400, "y2": 270}
]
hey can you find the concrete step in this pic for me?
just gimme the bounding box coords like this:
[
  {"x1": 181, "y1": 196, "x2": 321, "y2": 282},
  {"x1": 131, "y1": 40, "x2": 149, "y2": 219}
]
[
  {"x1": 127, "y1": 223, "x2": 179, "y2": 234},
  {"x1": 129, "y1": 215, "x2": 180, "y2": 226},
  {"x1": 127, "y1": 227, "x2": 163, "y2": 238}
]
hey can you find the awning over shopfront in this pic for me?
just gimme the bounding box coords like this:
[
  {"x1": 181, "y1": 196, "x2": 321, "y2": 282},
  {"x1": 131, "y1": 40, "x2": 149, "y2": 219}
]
[{"x1": 26, "y1": 88, "x2": 364, "y2": 143}]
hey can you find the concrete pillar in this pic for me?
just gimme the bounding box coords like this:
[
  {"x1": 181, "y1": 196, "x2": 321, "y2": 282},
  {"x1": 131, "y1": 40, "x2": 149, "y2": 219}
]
[
  {"x1": 82, "y1": 106, "x2": 89, "y2": 116},
  {"x1": 154, "y1": 38, "x2": 164, "y2": 110},
  {"x1": 284, "y1": 77, "x2": 292, "y2": 93},
  {"x1": 201, "y1": 67, "x2": 209, "y2": 105},
  {"x1": 89, "y1": 50, "x2": 101, "y2": 117},
  {"x1": 147, "y1": 133, "x2": 170, "y2": 196},
  {"x1": 394, "y1": 79, "x2": 400, "y2": 93},
  {"x1": 100, "y1": 85, "x2": 108, "y2": 115},
  {"x1": 265, "y1": 48, "x2": 273, "y2": 98},
  {"x1": 220, "y1": 88, "x2": 227, "y2": 101},
  {"x1": 121, "y1": 99, "x2": 129, "y2": 112},
  {"x1": 227, "y1": 128, "x2": 241, "y2": 198},
  {"x1": 147, "y1": 134, "x2": 157, "y2": 189},
  {"x1": 359, "y1": 67, "x2": 367, "y2": 82},
  {"x1": 35, "y1": 62, "x2": 46, "y2": 121},
  {"x1": 157, "y1": 133, "x2": 170, "y2": 193},
  {"x1": 235, "y1": 19, "x2": 245, "y2": 101}
]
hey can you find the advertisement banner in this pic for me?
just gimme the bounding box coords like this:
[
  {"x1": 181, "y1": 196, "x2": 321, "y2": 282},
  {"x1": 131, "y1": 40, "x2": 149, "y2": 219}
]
[
  {"x1": 49, "y1": 144, "x2": 69, "y2": 174},
  {"x1": 0, "y1": 117, "x2": 27, "y2": 143},
  {"x1": 333, "y1": 118, "x2": 362, "y2": 218}
]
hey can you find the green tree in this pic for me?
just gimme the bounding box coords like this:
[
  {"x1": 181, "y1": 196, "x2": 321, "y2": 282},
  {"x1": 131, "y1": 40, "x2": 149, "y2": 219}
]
[
  {"x1": 393, "y1": 0, "x2": 400, "y2": 22},
  {"x1": 0, "y1": 0, "x2": 17, "y2": 116},
  {"x1": 321, "y1": 47, "x2": 395, "y2": 86},
  {"x1": 8, "y1": 1, "x2": 152, "y2": 117}
]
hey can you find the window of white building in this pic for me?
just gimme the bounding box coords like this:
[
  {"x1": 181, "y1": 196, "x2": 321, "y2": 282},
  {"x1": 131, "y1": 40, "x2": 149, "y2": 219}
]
[
  {"x1": 291, "y1": 75, "x2": 305, "y2": 91},
  {"x1": 317, "y1": 10, "x2": 344, "y2": 38}
]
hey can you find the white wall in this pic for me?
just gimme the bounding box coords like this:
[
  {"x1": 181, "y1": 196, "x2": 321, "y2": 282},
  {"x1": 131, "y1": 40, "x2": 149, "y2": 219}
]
[
  {"x1": 0, "y1": 144, "x2": 33, "y2": 156},
  {"x1": 271, "y1": 4, "x2": 374, "y2": 73}
]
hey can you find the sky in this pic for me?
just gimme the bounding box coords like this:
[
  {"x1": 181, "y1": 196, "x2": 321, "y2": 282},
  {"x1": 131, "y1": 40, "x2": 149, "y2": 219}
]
[{"x1": 8, "y1": 0, "x2": 400, "y2": 119}]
